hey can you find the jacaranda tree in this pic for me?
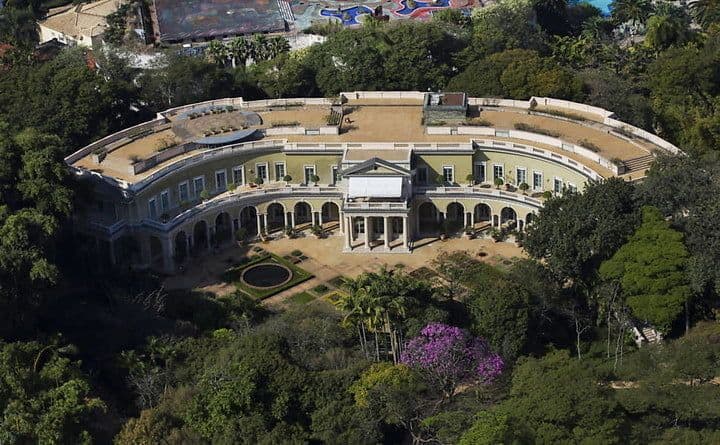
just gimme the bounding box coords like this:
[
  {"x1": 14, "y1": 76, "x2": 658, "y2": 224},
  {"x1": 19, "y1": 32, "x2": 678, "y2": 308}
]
[{"x1": 401, "y1": 323, "x2": 504, "y2": 400}]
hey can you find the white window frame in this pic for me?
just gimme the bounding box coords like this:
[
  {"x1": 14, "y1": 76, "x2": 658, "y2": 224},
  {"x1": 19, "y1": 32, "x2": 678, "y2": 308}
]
[
  {"x1": 493, "y1": 164, "x2": 504, "y2": 180},
  {"x1": 274, "y1": 162, "x2": 286, "y2": 182},
  {"x1": 255, "y1": 162, "x2": 268, "y2": 183},
  {"x1": 178, "y1": 180, "x2": 189, "y2": 203},
  {"x1": 160, "y1": 189, "x2": 170, "y2": 212},
  {"x1": 417, "y1": 166, "x2": 428, "y2": 185},
  {"x1": 192, "y1": 176, "x2": 205, "y2": 198},
  {"x1": 303, "y1": 164, "x2": 316, "y2": 185},
  {"x1": 533, "y1": 171, "x2": 543, "y2": 191},
  {"x1": 554, "y1": 177, "x2": 563, "y2": 194},
  {"x1": 516, "y1": 167, "x2": 527, "y2": 186},
  {"x1": 442, "y1": 165, "x2": 455, "y2": 184},
  {"x1": 232, "y1": 165, "x2": 244, "y2": 186},
  {"x1": 147, "y1": 197, "x2": 158, "y2": 219},
  {"x1": 215, "y1": 169, "x2": 227, "y2": 192},
  {"x1": 567, "y1": 182, "x2": 577, "y2": 193},
  {"x1": 474, "y1": 161, "x2": 486, "y2": 183}
]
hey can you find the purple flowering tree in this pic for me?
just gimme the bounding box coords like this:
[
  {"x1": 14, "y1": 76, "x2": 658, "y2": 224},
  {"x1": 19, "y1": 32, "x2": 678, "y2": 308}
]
[{"x1": 400, "y1": 323, "x2": 504, "y2": 399}]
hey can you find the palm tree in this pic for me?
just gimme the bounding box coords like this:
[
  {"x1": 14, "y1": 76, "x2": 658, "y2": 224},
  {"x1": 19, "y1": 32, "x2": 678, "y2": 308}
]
[
  {"x1": 250, "y1": 34, "x2": 269, "y2": 62},
  {"x1": 228, "y1": 37, "x2": 250, "y2": 69},
  {"x1": 690, "y1": 0, "x2": 720, "y2": 29},
  {"x1": 610, "y1": 0, "x2": 654, "y2": 27},
  {"x1": 267, "y1": 36, "x2": 290, "y2": 60},
  {"x1": 205, "y1": 40, "x2": 228, "y2": 66}
]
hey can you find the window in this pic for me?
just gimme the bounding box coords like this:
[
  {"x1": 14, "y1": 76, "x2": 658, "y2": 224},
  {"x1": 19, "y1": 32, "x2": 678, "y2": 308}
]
[
  {"x1": 533, "y1": 172, "x2": 543, "y2": 191},
  {"x1": 516, "y1": 167, "x2": 527, "y2": 186},
  {"x1": 567, "y1": 183, "x2": 577, "y2": 193},
  {"x1": 304, "y1": 165, "x2": 316, "y2": 185},
  {"x1": 442, "y1": 165, "x2": 454, "y2": 184},
  {"x1": 554, "y1": 178, "x2": 563, "y2": 194},
  {"x1": 215, "y1": 169, "x2": 227, "y2": 191},
  {"x1": 232, "y1": 165, "x2": 244, "y2": 186},
  {"x1": 160, "y1": 190, "x2": 170, "y2": 212},
  {"x1": 192, "y1": 176, "x2": 205, "y2": 198},
  {"x1": 331, "y1": 165, "x2": 340, "y2": 185},
  {"x1": 147, "y1": 197, "x2": 157, "y2": 220},
  {"x1": 493, "y1": 164, "x2": 504, "y2": 180},
  {"x1": 274, "y1": 162, "x2": 286, "y2": 182},
  {"x1": 474, "y1": 162, "x2": 486, "y2": 183},
  {"x1": 417, "y1": 166, "x2": 428, "y2": 185},
  {"x1": 178, "y1": 181, "x2": 189, "y2": 203},
  {"x1": 255, "y1": 163, "x2": 268, "y2": 183}
]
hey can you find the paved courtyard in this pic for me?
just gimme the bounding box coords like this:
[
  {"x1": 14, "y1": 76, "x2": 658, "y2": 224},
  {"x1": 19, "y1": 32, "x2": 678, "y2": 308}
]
[{"x1": 164, "y1": 233, "x2": 525, "y2": 309}]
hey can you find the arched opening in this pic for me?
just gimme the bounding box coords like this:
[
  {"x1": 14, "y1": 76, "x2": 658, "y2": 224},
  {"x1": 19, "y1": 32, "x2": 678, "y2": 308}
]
[
  {"x1": 174, "y1": 231, "x2": 187, "y2": 264},
  {"x1": 214, "y1": 212, "x2": 232, "y2": 246},
  {"x1": 266, "y1": 203, "x2": 285, "y2": 232},
  {"x1": 240, "y1": 206, "x2": 258, "y2": 236},
  {"x1": 446, "y1": 202, "x2": 465, "y2": 233},
  {"x1": 294, "y1": 202, "x2": 312, "y2": 226},
  {"x1": 474, "y1": 203, "x2": 491, "y2": 224},
  {"x1": 526, "y1": 212, "x2": 535, "y2": 226},
  {"x1": 149, "y1": 236, "x2": 163, "y2": 269},
  {"x1": 192, "y1": 220, "x2": 208, "y2": 254},
  {"x1": 321, "y1": 202, "x2": 340, "y2": 226},
  {"x1": 418, "y1": 202, "x2": 439, "y2": 234},
  {"x1": 500, "y1": 207, "x2": 517, "y2": 227}
]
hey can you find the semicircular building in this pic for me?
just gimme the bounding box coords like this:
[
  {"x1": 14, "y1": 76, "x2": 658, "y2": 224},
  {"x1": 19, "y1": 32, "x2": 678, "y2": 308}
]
[{"x1": 66, "y1": 91, "x2": 681, "y2": 273}]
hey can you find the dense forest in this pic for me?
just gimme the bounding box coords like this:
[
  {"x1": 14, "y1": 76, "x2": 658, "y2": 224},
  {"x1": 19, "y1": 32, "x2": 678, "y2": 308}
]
[{"x1": 2, "y1": 0, "x2": 720, "y2": 443}]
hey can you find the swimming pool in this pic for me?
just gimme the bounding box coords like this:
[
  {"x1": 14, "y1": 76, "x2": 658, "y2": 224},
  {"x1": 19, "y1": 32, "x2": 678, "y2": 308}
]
[
  {"x1": 574, "y1": 0, "x2": 611, "y2": 15},
  {"x1": 320, "y1": 5, "x2": 373, "y2": 26},
  {"x1": 394, "y1": 0, "x2": 450, "y2": 16}
]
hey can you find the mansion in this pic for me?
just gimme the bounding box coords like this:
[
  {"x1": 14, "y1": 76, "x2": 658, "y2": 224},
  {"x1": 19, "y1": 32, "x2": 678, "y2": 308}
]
[{"x1": 66, "y1": 92, "x2": 681, "y2": 273}]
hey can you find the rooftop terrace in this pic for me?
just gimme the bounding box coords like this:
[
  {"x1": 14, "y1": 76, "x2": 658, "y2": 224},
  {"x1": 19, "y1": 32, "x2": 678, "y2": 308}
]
[{"x1": 68, "y1": 93, "x2": 680, "y2": 187}]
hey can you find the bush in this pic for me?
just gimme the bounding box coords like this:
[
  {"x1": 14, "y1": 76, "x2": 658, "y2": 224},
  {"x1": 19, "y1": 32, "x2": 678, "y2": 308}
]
[
  {"x1": 312, "y1": 284, "x2": 329, "y2": 294},
  {"x1": 519, "y1": 182, "x2": 529, "y2": 193},
  {"x1": 494, "y1": 177, "x2": 504, "y2": 188},
  {"x1": 199, "y1": 190, "x2": 210, "y2": 201},
  {"x1": 283, "y1": 175, "x2": 292, "y2": 182},
  {"x1": 310, "y1": 174, "x2": 320, "y2": 185},
  {"x1": 254, "y1": 176, "x2": 264, "y2": 185},
  {"x1": 579, "y1": 139, "x2": 601, "y2": 153},
  {"x1": 513, "y1": 123, "x2": 561, "y2": 138}
]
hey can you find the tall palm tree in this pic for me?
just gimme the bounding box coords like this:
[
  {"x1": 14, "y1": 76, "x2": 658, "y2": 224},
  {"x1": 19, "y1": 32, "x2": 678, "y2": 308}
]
[
  {"x1": 610, "y1": 0, "x2": 654, "y2": 27},
  {"x1": 250, "y1": 34, "x2": 269, "y2": 62},
  {"x1": 690, "y1": 0, "x2": 720, "y2": 29},
  {"x1": 205, "y1": 40, "x2": 228, "y2": 66},
  {"x1": 267, "y1": 36, "x2": 290, "y2": 60},
  {"x1": 228, "y1": 37, "x2": 250, "y2": 69}
]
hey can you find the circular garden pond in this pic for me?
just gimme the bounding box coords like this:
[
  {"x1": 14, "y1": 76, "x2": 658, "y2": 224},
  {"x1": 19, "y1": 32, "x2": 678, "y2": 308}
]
[{"x1": 241, "y1": 263, "x2": 293, "y2": 289}]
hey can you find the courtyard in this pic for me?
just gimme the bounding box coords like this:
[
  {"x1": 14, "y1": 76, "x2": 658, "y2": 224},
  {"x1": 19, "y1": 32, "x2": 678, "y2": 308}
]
[{"x1": 164, "y1": 233, "x2": 525, "y2": 309}]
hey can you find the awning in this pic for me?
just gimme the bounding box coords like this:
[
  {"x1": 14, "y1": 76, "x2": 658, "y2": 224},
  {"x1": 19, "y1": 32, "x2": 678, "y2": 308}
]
[{"x1": 348, "y1": 177, "x2": 403, "y2": 198}]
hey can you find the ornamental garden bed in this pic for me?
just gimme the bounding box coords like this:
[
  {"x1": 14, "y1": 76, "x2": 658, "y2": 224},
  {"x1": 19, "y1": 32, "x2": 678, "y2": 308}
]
[{"x1": 222, "y1": 253, "x2": 313, "y2": 300}]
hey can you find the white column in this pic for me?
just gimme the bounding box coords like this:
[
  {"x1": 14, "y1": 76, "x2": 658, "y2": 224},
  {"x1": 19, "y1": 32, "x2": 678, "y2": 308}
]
[
  {"x1": 284, "y1": 211, "x2": 288, "y2": 227},
  {"x1": 471, "y1": 210, "x2": 475, "y2": 227},
  {"x1": 161, "y1": 237, "x2": 175, "y2": 273},
  {"x1": 256, "y1": 213, "x2": 262, "y2": 234},
  {"x1": 345, "y1": 216, "x2": 352, "y2": 249},
  {"x1": 384, "y1": 216, "x2": 390, "y2": 250},
  {"x1": 364, "y1": 216, "x2": 370, "y2": 249},
  {"x1": 403, "y1": 216, "x2": 409, "y2": 249},
  {"x1": 291, "y1": 211, "x2": 296, "y2": 228},
  {"x1": 339, "y1": 211, "x2": 345, "y2": 235},
  {"x1": 263, "y1": 214, "x2": 268, "y2": 231},
  {"x1": 319, "y1": 211, "x2": 324, "y2": 226}
]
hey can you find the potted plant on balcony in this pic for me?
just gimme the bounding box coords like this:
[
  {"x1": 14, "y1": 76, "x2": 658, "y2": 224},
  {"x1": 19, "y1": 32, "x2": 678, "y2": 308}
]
[
  {"x1": 285, "y1": 225, "x2": 296, "y2": 239},
  {"x1": 542, "y1": 190, "x2": 553, "y2": 200},
  {"x1": 228, "y1": 182, "x2": 237, "y2": 193},
  {"x1": 464, "y1": 225, "x2": 475, "y2": 239},
  {"x1": 493, "y1": 177, "x2": 504, "y2": 189},
  {"x1": 283, "y1": 174, "x2": 292, "y2": 186},
  {"x1": 519, "y1": 182, "x2": 529, "y2": 195},
  {"x1": 311, "y1": 174, "x2": 320, "y2": 186},
  {"x1": 254, "y1": 176, "x2": 264, "y2": 186},
  {"x1": 199, "y1": 190, "x2": 210, "y2": 202},
  {"x1": 310, "y1": 224, "x2": 324, "y2": 238},
  {"x1": 435, "y1": 174, "x2": 445, "y2": 187},
  {"x1": 465, "y1": 174, "x2": 474, "y2": 187},
  {"x1": 235, "y1": 227, "x2": 248, "y2": 246}
]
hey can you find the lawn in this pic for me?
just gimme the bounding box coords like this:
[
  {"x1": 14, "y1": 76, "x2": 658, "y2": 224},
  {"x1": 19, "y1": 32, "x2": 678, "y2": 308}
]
[
  {"x1": 289, "y1": 291, "x2": 315, "y2": 305},
  {"x1": 222, "y1": 253, "x2": 313, "y2": 300}
]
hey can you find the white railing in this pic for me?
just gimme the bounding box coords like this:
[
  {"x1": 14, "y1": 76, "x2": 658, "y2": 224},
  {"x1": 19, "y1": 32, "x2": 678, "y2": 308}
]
[
  {"x1": 344, "y1": 201, "x2": 409, "y2": 210},
  {"x1": 340, "y1": 91, "x2": 426, "y2": 101},
  {"x1": 416, "y1": 186, "x2": 543, "y2": 209}
]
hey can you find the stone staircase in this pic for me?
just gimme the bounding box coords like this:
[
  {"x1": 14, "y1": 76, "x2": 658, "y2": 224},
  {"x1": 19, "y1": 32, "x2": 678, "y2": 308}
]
[{"x1": 622, "y1": 154, "x2": 655, "y2": 176}]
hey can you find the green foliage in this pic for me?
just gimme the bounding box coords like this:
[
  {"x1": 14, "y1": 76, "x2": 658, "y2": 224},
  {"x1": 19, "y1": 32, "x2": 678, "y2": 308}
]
[
  {"x1": 600, "y1": 206, "x2": 691, "y2": 331},
  {"x1": 0, "y1": 340, "x2": 106, "y2": 444}
]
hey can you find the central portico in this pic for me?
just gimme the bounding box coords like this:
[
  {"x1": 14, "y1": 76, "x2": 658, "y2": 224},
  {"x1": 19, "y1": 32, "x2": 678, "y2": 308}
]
[{"x1": 342, "y1": 156, "x2": 412, "y2": 253}]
